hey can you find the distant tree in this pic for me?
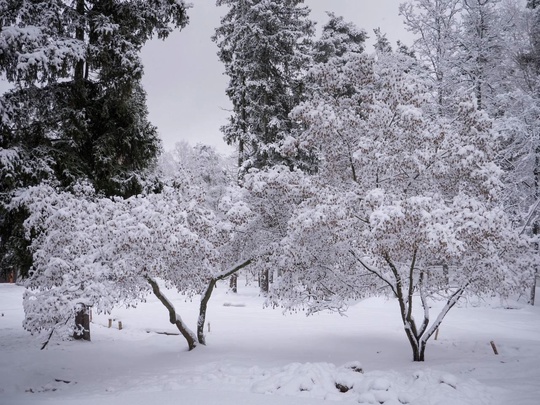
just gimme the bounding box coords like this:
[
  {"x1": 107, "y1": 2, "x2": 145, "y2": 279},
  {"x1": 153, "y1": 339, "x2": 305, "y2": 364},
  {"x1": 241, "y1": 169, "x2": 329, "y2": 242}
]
[
  {"x1": 295, "y1": 52, "x2": 374, "y2": 184},
  {"x1": 500, "y1": 1, "x2": 540, "y2": 304},
  {"x1": 0, "y1": 0, "x2": 190, "y2": 279},
  {"x1": 298, "y1": 15, "x2": 369, "y2": 183},
  {"x1": 373, "y1": 27, "x2": 393, "y2": 53},
  {"x1": 458, "y1": 0, "x2": 511, "y2": 112},
  {"x1": 312, "y1": 12, "x2": 367, "y2": 63},
  {"x1": 213, "y1": 0, "x2": 314, "y2": 177},
  {"x1": 213, "y1": 0, "x2": 314, "y2": 292},
  {"x1": 400, "y1": 0, "x2": 462, "y2": 112},
  {"x1": 524, "y1": 0, "x2": 540, "y2": 81}
]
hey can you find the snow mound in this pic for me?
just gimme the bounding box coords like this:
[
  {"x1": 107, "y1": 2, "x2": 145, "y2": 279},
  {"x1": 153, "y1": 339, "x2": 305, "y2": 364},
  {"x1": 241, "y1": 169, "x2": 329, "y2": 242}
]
[
  {"x1": 251, "y1": 362, "x2": 496, "y2": 404},
  {"x1": 252, "y1": 362, "x2": 362, "y2": 401}
]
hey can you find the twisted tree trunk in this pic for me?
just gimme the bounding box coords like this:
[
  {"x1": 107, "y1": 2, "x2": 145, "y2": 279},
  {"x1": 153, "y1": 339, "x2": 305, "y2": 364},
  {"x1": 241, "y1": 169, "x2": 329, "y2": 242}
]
[{"x1": 146, "y1": 277, "x2": 197, "y2": 351}]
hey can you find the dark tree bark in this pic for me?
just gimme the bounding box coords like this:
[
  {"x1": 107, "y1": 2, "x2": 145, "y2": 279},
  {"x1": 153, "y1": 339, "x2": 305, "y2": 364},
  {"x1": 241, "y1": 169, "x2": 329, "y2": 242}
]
[
  {"x1": 73, "y1": 303, "x2": 91, "y2": 341},
  {"x1": 530, "y1": 269, "x2": 538, "y2": 306},
  {"x1": 198, "y1": 278, "x2": 217, "y2": 346},
  {"x1": 260, "y1": 269, "x2": 269, "y2": 294},
  {"x1": 146, "y1": 277, "x2": 197, "y2": 351},
  {"x1": 352, "y1": 249, "x2": 467, "y2": 362},
  {"x1": 229, "y1": 273, "x2": 238, "y2": 293},
  {"x1": 197, "y1": 260, "x2": 252, "y2": 345},
  {"x1": 386, "y1": 252, "x2": 466, "y2": 362}
]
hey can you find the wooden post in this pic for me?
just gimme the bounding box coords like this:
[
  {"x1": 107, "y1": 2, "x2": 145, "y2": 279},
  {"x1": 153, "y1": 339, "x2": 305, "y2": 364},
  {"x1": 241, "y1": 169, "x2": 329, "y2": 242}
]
[
  {"x1": 118, "y1": 321, "x2": 123, "y2": 330},
  {"x1": 434, "y1": 328, "x2": 440, "y2": 341},
  {"x1": 490, "y1": 340, "x2": 498, "y2": 355},
  {"x1": 73, "y1": 303, "x2": 91, "y2": 341},
  {"x1": 108, "y1": 319, "x2": 112, "y2": 328}
]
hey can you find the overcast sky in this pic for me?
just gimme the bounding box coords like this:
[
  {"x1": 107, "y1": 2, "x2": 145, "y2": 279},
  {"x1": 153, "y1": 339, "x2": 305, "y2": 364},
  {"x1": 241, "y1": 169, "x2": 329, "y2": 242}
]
[{"x1": 141, "y1": 0, "x2": 414, "y2": 155}]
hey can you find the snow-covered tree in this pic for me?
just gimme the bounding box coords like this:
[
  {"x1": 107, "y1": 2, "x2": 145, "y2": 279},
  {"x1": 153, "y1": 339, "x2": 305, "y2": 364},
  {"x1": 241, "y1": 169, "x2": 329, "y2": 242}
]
[
  {"x1": 296, "y1": 52, "x2": 374, "y2": 184},
  {"x1": 0, "y1": 0, "x2": 190, "y2": 278},
  {"x1": 0, "y1": 0, "x2": 188, "y2": 193},
  {"x1": 16, "y1": 143, "x2": 254, "y2": 350},
  {"x1": 400, "y1": 0, "x2": 462, "y2": 112},
  {"x1": 312, "y1": 12, "x2": 367, "y2": 64},
  {"x1": 457, "y1": 0, "x2": 513, "y2": 112},
  {"x1": 497, "y1": 0, "x2": 540, "y2": 304},
  {"x1": 373, "y1": 28, "x2": 393, "y2": 54},
  {"x1": 241, "y1": 166, "x2": 315, "y2": 292},
  {"x1": 523, "y1": 0, "x2": 540, "y2": 88},
  {"x1": 213, "y1": 0, "x2": 314, "y2": 176},
  {"x1": 272, "y1": 52, "x2": 532, "y2": 361}
]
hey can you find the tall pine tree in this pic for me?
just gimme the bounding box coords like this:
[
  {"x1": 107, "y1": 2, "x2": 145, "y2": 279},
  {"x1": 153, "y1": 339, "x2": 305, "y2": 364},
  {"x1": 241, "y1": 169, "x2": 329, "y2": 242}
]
[{"x1": 213, "y1": 0, "x2": 314, "y2": 176}]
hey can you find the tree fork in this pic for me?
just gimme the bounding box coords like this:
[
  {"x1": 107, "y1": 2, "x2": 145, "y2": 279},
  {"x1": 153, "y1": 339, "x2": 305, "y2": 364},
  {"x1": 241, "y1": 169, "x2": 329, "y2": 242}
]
[{"x1": 197, "y1": 259, "x2": 252, "y2": 345}]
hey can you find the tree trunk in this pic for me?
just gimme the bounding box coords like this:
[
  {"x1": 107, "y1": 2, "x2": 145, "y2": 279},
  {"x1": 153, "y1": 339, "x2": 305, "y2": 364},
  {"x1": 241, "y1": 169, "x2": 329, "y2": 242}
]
[
  {"x1": 530, "y1": 269, "x2": 537, "y2": 306},
  {"x1": 416, "y1": 342, "x2": 426, "y2": 362},
  {"x1": 146, "y1": 277, "x2": 197, "y2": 351},
  {"x1": 442, "y1": 263, "x2": 449, "y2": 284},
  {"x1": 197, "y1": 279, "x2": 216, "y2": 345},
  {"x1": 229, "y1": 273, "x2": 238, "y2": 293},
  {"x1": 197, "y1": 260, "x2": 252, "y2": 345},
  {"x1": 260, "y1": 269, "x2": 269, "y2": 294}
]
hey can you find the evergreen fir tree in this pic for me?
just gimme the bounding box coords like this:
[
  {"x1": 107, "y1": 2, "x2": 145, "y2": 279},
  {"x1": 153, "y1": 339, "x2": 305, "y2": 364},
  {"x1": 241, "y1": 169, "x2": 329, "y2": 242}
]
[
  {"x1": 213, "y1": 0, "x2": 314, "y2": 176},
  {"x1": 312, "y1": 12, "x2": 367, "y2": 64},
  {"x1": 373, "y1": 28, "x2": 393, "y2": 54}
]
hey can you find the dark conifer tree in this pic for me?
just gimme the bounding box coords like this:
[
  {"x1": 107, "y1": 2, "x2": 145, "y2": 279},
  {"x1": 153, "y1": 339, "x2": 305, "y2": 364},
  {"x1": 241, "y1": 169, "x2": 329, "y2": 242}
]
[
  {"x1": 213, "y1": 0, "x2": 314, "y2": 177},
  {"x1": 312, "y1": 12, "x2": 367, "y2": 64},
  {"x1": 0, "y1": 0, "x2": 189, "y2": 279}
]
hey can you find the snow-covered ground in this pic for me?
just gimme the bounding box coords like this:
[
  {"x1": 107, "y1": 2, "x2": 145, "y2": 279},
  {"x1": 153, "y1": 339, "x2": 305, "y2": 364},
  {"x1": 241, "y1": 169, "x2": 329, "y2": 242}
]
[{"x1": 1, "y1": 282, "x2": 539, "y2": 405}]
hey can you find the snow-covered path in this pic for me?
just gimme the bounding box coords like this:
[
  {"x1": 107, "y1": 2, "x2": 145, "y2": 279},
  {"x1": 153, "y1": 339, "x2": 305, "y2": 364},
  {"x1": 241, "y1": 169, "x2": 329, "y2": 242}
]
[{"x1": 1, "y1": 283, "x2": 539, "y2": 404}]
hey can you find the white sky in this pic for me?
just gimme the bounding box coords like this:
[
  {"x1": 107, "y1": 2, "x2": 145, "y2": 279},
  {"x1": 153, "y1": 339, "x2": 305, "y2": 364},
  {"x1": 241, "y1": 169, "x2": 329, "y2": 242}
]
[{"x1": 141, "y1": 0, "x2": 414, "y2": 155}]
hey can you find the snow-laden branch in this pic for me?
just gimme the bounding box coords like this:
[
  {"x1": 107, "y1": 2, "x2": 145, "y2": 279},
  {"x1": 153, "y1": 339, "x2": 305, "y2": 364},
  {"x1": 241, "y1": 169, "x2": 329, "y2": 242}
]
[
  {"x1": 349, "y1": 250, "x2": 398, "y2": 298},
  {"x1": 421, "y1": 283, "x2": 469, "y2": 346}
]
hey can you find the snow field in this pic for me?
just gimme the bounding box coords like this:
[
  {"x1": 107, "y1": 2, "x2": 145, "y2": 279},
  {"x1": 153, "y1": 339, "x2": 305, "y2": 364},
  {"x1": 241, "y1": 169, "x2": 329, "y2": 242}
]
[{"x1": 1, "y1": 283, "x2": 539, "y2": 404}]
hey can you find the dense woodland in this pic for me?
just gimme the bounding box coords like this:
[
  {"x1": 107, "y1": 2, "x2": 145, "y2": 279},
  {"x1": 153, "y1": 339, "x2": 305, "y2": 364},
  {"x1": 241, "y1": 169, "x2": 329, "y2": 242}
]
[{"x1": 1, "y1": 0, "x2": 539, "y2": 361}]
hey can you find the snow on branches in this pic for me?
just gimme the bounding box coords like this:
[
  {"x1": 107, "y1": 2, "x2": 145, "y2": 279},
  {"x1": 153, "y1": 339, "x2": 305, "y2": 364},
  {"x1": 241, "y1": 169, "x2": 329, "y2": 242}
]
[
  {"x1": 14, "y1": 174, "x2": 240, "y2": 343},
  {"x1": 272, "y1": 51, "x2": 533, "y2": 361}
]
